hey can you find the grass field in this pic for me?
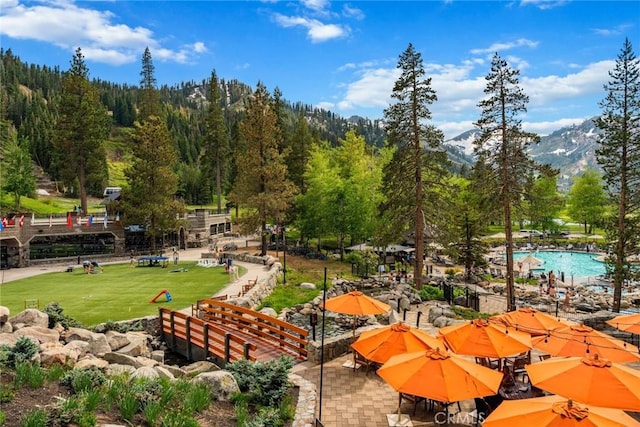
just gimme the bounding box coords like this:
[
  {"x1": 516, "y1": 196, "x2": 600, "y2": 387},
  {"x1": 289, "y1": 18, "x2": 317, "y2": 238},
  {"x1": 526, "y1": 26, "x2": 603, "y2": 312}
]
[{"x1": 0, "y1": 262, "x2": 245, "y2": 327}]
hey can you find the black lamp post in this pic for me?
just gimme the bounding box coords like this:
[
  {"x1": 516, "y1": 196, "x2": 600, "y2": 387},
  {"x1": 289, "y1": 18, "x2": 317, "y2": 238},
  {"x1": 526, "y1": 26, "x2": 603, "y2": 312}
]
[{"x1": 282, "y1": 224, "x2": 287, "y2": 284}]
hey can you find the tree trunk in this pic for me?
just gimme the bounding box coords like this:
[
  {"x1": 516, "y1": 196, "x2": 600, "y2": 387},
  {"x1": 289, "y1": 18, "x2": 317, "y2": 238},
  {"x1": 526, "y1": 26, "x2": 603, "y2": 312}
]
[
  {"x1": 261, "y1": 222, "x2": 267, "y2": 256},
  {"x1": 215, "y1": 158, "x2": 222, "y2": 213}
]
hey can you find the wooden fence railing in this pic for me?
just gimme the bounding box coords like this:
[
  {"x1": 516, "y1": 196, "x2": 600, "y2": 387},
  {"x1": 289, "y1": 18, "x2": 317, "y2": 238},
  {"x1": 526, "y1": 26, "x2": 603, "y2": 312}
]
[
  {"x1": 192, "y1": 298, "x2": 309, "y2": 361},
  {"x1": 159, "y1": 308, "x2": 257, "y2": 365}
]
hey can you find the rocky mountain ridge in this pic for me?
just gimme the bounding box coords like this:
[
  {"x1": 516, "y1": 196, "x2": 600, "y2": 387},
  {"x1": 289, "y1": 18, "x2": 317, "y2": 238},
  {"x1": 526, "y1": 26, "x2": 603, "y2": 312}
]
[{"x1": 444, "y1": 117, "x2": 603, "y2": 188}]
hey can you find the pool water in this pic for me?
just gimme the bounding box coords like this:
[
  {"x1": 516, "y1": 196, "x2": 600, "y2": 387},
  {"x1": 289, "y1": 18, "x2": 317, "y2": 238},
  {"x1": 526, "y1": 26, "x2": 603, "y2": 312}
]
[{"x1": 513, "y1": 250, "x2": 605, "y2": 278}]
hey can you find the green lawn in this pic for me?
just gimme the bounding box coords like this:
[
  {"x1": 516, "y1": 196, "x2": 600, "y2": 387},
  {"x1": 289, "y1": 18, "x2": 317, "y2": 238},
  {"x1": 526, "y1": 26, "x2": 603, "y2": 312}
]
[{"x1": 0, "y1": 262, "x2": 245, "y2": 327}]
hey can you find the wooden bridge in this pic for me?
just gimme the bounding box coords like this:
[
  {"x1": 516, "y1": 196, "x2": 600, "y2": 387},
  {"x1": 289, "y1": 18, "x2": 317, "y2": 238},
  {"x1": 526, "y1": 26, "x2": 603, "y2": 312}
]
[{"x1": 159, "y1": 299, "x2": 309, "y2": 366}]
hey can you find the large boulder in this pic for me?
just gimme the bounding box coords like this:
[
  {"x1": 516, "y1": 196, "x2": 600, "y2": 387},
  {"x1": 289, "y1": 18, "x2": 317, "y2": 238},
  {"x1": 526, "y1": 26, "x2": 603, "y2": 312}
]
[
  {"x1": 74, "y1": 355, "x2": 110, "y2": 370},
  {"x1": 106, "y1": 364, "x2": 136, "y2": 377},
  {"x1": 105, "y1": 330, "x2": 131, "y2": 351},
  {"x1": 0, "y1": 306, "x2": 9, "y2": 324},
  {"x1": 14, "y1": 326, "x2": 59, "y2": 344},
  {"x1": 115, "y1": 335, "x2": 151, "y2": 358},
  {"x1": 153, "y1": 365, "x2": 176, "y2": 380},
  {"x1": 183, "y1": 360, "x2": 219, "y2": 375},
  {"x1": 0, "y1": 333, "x2": 19, "y2": 347},
  {"x1": 428, "y1": 305, "x2": 455, "y2": 324},
  {"x1": 193, "y1": 370, "x2": 240, "y2": 401},
  {"x1": 102, "y1": 352, "x2": 143, "y2": 368},
  {"x1": 41, "y1": 343, "x2": 81, "y2": 367},
  {"x1": 9, "y1": 309, "x2": 48, "y2": 329},
  {"x1": 259, "y1": 307, "x2": 278, "y2": 318},
  {"x1": 64, "y1": 327, "x2": 111, "y2": 356},
  {"x1": 432, "y1": 316, "x2": 463, "y2": 328}
]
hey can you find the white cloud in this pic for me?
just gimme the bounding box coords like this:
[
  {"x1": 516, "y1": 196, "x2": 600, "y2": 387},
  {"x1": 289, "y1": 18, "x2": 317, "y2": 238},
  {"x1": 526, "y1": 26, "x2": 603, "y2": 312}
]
[
  {"x1": 272, "y1": 13, "x2": 348, "y2": 42},
  {"x1": 342, "y1": 4, "x2": 365, "y2": 20},
  {"x1": 336, "y1": 67, "x2": 399, "y2": 110},
  {"x1": 470, "y1": 38, "x2": 539, "y2": 55},
  {"x1": 192, "y1": 42, "x2": 208, "y2": 54},
  {"x1": 439, "y1": 120, "x2": 476, "y2": 141},
  {"x1": 79, "y1": 47, "x2": 135, "y2": 66},
  {"x1": 316, "y1": 101, "x2": 335, "y2": 110},
  {"x1": 0, "y1": 0, "x2": 205, "y2": 65},
  {"x1": 522, "y1": 60, "x2": 614, "y2": 106},
  {"x1": 523, "y1": 117, "x2": 589, "y2": 136},
  {"x1": 301, "y1": 0, "x2": 329, "y2": 12},
  {"x1": 520, "y1": 0, "x2": 568, "y2": 10},
  {"x1": 505, "y1": 55, "x2": 530, "y2": 70},
  {"x1": 593, "y1": 23, "x2": 635, "y2": 37},
  {"x1": 332, "y1": 54, "x2": 611, "y2": 140}
]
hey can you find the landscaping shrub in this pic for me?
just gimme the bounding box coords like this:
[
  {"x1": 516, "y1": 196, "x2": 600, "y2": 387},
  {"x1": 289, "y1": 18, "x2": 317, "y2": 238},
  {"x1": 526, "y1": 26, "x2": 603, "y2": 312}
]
[
  {"x1": 419, "y1": 285, "x2": 445, "y2": 301},
  {"x1": 0, "y1": 336, "x2": 40, "y2": 369},
  {"x1": 14, "y1": 361, "x2": 46, "y2": 389},
  {"x1": 43, "y1": 302, "x2": 84, "y2": 329},
  {"x1": 21, "y1": 408, "x2": 48, "y2": 427},
  {"x1": 99, "y1": 320, "x2": 144, "y2": 333},
  {"x1": 226, "y1": 356, "x2": 293, "y2": 407},
  {"x1": 61, "y1": 368, "x2": 107, "y2": 394}
]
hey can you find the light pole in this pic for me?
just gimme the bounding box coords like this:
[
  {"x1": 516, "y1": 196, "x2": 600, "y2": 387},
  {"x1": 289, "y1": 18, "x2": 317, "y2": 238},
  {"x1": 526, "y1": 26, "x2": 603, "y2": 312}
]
[{"x1": 282, "y1": 224, "x2": 287, "y2": 284}]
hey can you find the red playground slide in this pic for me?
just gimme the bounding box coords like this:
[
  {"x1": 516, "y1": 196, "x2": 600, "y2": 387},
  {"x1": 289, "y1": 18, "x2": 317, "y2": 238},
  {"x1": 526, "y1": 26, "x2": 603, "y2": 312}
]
[{"x1": 150, "y1": 290, "x2": 172, "y2": 303}]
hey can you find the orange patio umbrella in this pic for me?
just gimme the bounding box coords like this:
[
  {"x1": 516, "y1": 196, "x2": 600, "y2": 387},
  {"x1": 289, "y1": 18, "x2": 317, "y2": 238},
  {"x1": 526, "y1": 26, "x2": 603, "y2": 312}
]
[
  {"x1": 482, "y1": 395, "x2": 640, "y2": 427},
  {"x1": 606, "y1": 313, "x2": 640, "y2": 335},
  {"x1": 526, "y1": 354, "x2": 640, "y2": 412},
  {"x1": 377, "y1": 347, "x2": 503, "y2": 404},
  {"x1": 532, "y1": 323, "x2": 640, "y2": 363},
  {"x1": 322, "y1": 290, "x2": 391, "y2": 336},
  {"x1": 351, "y1": 322, "x2": 443, "y2": 364},
  {"x1": 491, "y1": 307, "x2": 568, "y2": 336},
  {"x1": 438, "y1": 318, "x2": 532, "y2": 358},
  {"x1": 322, "y1": 290, "x2": 391, "y2": 316}
]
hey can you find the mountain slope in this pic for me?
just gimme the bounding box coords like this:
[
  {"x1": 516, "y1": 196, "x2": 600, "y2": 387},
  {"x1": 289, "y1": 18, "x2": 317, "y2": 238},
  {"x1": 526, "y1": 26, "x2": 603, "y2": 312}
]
[{"x1": 444, "y1": 118, "x2": 603, "y2": 187}]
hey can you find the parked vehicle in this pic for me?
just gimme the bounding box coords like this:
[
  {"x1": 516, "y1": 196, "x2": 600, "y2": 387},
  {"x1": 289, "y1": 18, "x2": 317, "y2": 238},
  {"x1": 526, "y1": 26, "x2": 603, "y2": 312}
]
[
  {"x1": 520, "y1": 229, "x2": 544, "y2": 237},
  {"x1": 222, "y1": 243, "x2": 238, "y2": 251}
]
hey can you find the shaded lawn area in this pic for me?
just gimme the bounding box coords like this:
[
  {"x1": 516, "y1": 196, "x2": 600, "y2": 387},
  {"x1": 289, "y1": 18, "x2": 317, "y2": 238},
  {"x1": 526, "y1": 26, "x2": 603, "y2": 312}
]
[{"x1": 0, "y1": 262, "x2": 246, "y2": 327}]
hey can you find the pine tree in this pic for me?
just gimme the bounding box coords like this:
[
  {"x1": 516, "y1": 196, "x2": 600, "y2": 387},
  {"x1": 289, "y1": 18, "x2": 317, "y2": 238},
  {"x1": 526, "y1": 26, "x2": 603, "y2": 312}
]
[
  {"x1": 595, "y1": 38, "x2": 640, "y2": 312},
  {"x1": 474, "y1": 53, "x2": 539, "y2": 312},
  {"x1": 123, "y1": 117, "x2": 184, "y2": 254},
  {"x1": 202, "y1": 70, "x2": 229, "y2": 213},
  {"x1": 123, "y1": 49, "x2": 184, "y2": 254},
  {"x1": 382, "y1": 43, "x2": 445, "y2": 289},
  {"x1": 138, "y1": 47, "x2": 162, "y2": 122},
  {"x1": 288, "y1": 110, "x2": 315, "y2": 193},
  {"x1": 228, "y1": 82, "x2": 297, "y2": 255},
  {"x1": 52, "y1": 47, "x2": 110, "y2": 213}
]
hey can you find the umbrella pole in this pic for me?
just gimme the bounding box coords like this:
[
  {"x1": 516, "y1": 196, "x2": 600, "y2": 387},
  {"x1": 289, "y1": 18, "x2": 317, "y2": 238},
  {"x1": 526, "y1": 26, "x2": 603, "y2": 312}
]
[{"x1": 318, "y1": 267, "x2": 327, "y2": 423}]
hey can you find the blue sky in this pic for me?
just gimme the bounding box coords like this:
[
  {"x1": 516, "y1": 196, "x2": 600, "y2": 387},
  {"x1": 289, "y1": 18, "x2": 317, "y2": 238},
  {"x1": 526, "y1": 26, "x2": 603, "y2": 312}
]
[{"x1": 1, "y1": 0, "x2": 638, "y2": 139}]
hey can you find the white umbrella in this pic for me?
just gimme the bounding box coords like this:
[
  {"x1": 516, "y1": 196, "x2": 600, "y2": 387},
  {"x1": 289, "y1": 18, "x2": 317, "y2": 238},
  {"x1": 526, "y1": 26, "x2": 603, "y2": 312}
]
[{"x1": 519, "y1": 253, "x2": 543, "y2": 268}]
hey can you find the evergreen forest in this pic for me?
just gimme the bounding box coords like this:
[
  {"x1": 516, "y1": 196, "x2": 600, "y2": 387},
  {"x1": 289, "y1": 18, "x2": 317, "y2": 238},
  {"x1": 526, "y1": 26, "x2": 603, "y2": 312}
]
[{"x1": 0, "y1": 48, "x2": 387, "y2": 205}]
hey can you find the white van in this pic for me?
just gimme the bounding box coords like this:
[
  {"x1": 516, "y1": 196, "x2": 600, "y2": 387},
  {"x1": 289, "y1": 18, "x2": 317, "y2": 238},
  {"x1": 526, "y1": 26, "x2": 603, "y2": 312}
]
[
  {"x1": 103, "y1": 187, "x2": 122, "y2": 197},
  {"x1": 520, "y1": 229, "x2": 543, "y2": 237}
]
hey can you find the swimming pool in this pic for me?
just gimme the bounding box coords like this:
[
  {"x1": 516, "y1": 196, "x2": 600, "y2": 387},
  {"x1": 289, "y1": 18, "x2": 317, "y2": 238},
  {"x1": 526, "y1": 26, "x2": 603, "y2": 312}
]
[{"x1": 513, "y1": 250, "x2": 606, "y2": 279}]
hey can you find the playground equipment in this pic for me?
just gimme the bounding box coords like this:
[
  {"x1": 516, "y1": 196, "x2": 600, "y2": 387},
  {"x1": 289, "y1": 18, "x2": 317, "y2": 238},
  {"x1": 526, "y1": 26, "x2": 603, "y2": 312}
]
[{"x1": 150, "y1": 290, "x2": 172, "y2": 303}]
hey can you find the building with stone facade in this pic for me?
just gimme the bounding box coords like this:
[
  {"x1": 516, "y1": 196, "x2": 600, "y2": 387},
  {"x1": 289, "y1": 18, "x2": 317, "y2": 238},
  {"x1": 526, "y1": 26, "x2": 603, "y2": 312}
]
[{"x1": 0, "y1": 209, "x2": 231, "y2": 269}]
